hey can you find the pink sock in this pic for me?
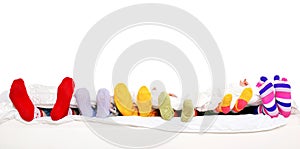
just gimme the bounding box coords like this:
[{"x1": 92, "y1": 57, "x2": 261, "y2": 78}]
[{"x1": 50, "y1": 77, "x2": 75, "y2": 121}]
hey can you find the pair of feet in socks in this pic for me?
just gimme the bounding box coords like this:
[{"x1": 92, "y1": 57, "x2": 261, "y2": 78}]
[
  {"x1": 9, "y1": 77, "x2": 75, "y2": 122},
  {"x1": 215, "y1": 87, "x2": 253, "y2": 114},
  {"x1": 74, "y1": 88, "x2": 114, "y2": 118},
  {"x1": 256, "y1": 75, "x2": 291, "y2": 118},
  {"x1": 158, "y1": 91, "x2": 194, "y2": 122}
]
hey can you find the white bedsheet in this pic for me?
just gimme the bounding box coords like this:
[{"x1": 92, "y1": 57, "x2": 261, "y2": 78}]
[
  {"x1": 0, "y1": 89, "x2": 296, "y2": 133},
  {"x1": 9, "y1": 114, "x2": 286, "y2": 133}
]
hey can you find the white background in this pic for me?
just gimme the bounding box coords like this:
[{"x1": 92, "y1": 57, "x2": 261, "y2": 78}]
[
  {"x1": 1, "y1": 0, "x2": 300, "y2": 148},
  {"x1": 0, "y1": 0, "x2": 300, "y2": 107},
  {"x1": 1, "y1": 0, "x2": 299, "y2": 106}
]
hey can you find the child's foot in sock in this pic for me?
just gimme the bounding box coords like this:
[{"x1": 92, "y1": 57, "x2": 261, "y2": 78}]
[
  {"x1": 181, "y1": 99, "x2": 194, "y2": 122},
  {"x1": 114, "y1": 83, "x2": 138, "y2": 116},
  {"x1": 74, "y1": 88, "x2": 94, "y2": 117},
  {"x1": 215, "y1": 94, "x2": 232, "y2": 114},
  {"x1": 158, "y1": 91, "x2": 174, "y2": 120},
  {"x1": 50, "y1": 77, "x2": 75, "y2": 121},
  {"x1": 96, "y1": 88, "x2": 111, "y2": 118},
  {"x1": 9, "y1": 78, "x2": 35, "y2": 122},
  {"x1": 256, "y1": 76, "x2": 279, "y2": 118},
  {"x1": 232, "y1": 88, "x2": 253, "y2": 113},
  {"x1": 274, "y1": 75, "x2": 292, "y2": 118},
  {"x1": 137, "y1": 86, "x2": 152, "y2": 117}
]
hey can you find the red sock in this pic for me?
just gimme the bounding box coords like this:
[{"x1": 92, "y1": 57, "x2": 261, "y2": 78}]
[
  {"x1": 9, "y1": 79, "x2": 34, "y2": 122},
  {"x1": 50, "y1": 77, "x2": 75, "y2": 121}
]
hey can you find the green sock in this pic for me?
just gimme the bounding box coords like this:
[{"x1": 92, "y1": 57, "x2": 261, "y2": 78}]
[
  {"x1": 181, "y1": 99, "x2": 194, "y2": 122},
  {"x1": 158, "y1": 91, "x2": 174, "y2": 120}
]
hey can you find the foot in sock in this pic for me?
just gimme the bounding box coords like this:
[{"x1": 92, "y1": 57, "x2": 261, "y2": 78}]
[
  {"x1": 9, "y1": 78, "x2": 35, "y2": 122},
  {"x1": 181, "y1": 99, "x2": 194, "y2": 122},
  {"x1": 158, "y1": 91, "x2": 174, "y2": 120},
  {"x1": 96, "y1": 88, "x2": 111, "y2": 118},
  {"x1": 50, "y1": 77, "x2": 75, "y2": 121},
  {"x1": 114, "y1": 83, "x2": 138, "y2": 116},
  {"x1": 274, "y1": 75, "x2": 292, "y2": 118},
  {"x1": 232, "y1": 88, "x2": 253, "y2": 113},
  {"x1": 256, "y1": 76, "x2": 279, "y2": 118},
  {"x1": 137, "y1": 86, "x2": 152, "y2": 117},
  {"x1": 215, "y1": 94, "x2": 232, "y2": 114},
  {"x1": 74, "y1": 88, "x2": 94, "y2": 117}
]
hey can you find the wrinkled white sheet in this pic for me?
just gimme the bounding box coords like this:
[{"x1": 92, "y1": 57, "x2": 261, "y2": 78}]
[{"x1": 0, "y1": 90, "x2": 289, "y2": 133}]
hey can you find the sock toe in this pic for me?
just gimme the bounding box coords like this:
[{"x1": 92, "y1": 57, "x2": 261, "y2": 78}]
[
  {"x1": 261, "y1": 76, "x2": 268, "y2": 82},
  {"x1": 274, "y1": 75, "x2": 280, "y2": 81}
]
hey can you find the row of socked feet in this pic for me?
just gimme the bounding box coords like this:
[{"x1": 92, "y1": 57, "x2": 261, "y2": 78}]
[{"x1": 74, "y1": 83, "x2": 194, "y2": 122}]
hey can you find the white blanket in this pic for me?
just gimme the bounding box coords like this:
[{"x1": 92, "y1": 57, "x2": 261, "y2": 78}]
[{"x1": 0, "y1": 88, "x2": 296, "y2": 133}]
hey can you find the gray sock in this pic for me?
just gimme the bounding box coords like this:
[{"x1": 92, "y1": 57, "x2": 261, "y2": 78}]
[
  {"x1": 96, "y1": 88, "x2": 111, "y2": 118},
  {"x1": 74, "y1": 88, "x2": 94, "y2": 117}
]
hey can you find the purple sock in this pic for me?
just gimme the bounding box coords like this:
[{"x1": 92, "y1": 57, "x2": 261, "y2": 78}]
[
  {"x1": 74, "y1": 88, "x2": 94, "y2": 117},
  {"x1": 96, "y1": 88, "x2": 111, "y2": 118}
]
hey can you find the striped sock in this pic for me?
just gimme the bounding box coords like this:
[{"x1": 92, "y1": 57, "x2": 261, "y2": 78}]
[
  {"x1": 274, "y1": 75, "x2": 292, "y2": 118},
  {"x1": 256, "y1": 76, "x2": 279, "y2": 118}
]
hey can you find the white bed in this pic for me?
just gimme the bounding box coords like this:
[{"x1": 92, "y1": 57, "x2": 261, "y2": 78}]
[
  {"x1": 1, "y1": 86, "x2": 300, "y2": 149},
  {"x1": 0, "y1": 115, "x2": 299, "y2": 149}
]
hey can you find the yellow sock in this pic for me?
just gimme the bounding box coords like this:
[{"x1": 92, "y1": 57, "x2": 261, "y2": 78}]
[
  {"x1": 114, "y1": 83, "x2": 138, "y2": 116},
  {"x1": 137, "y1": 86, "x2": 152, "y2": 117},
  {"x1": 232, "y1": 88, "x2": 253, "y2": 113},
  {"x1": 217, "y1": 94, "x2": 232, "y2": 114}
]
